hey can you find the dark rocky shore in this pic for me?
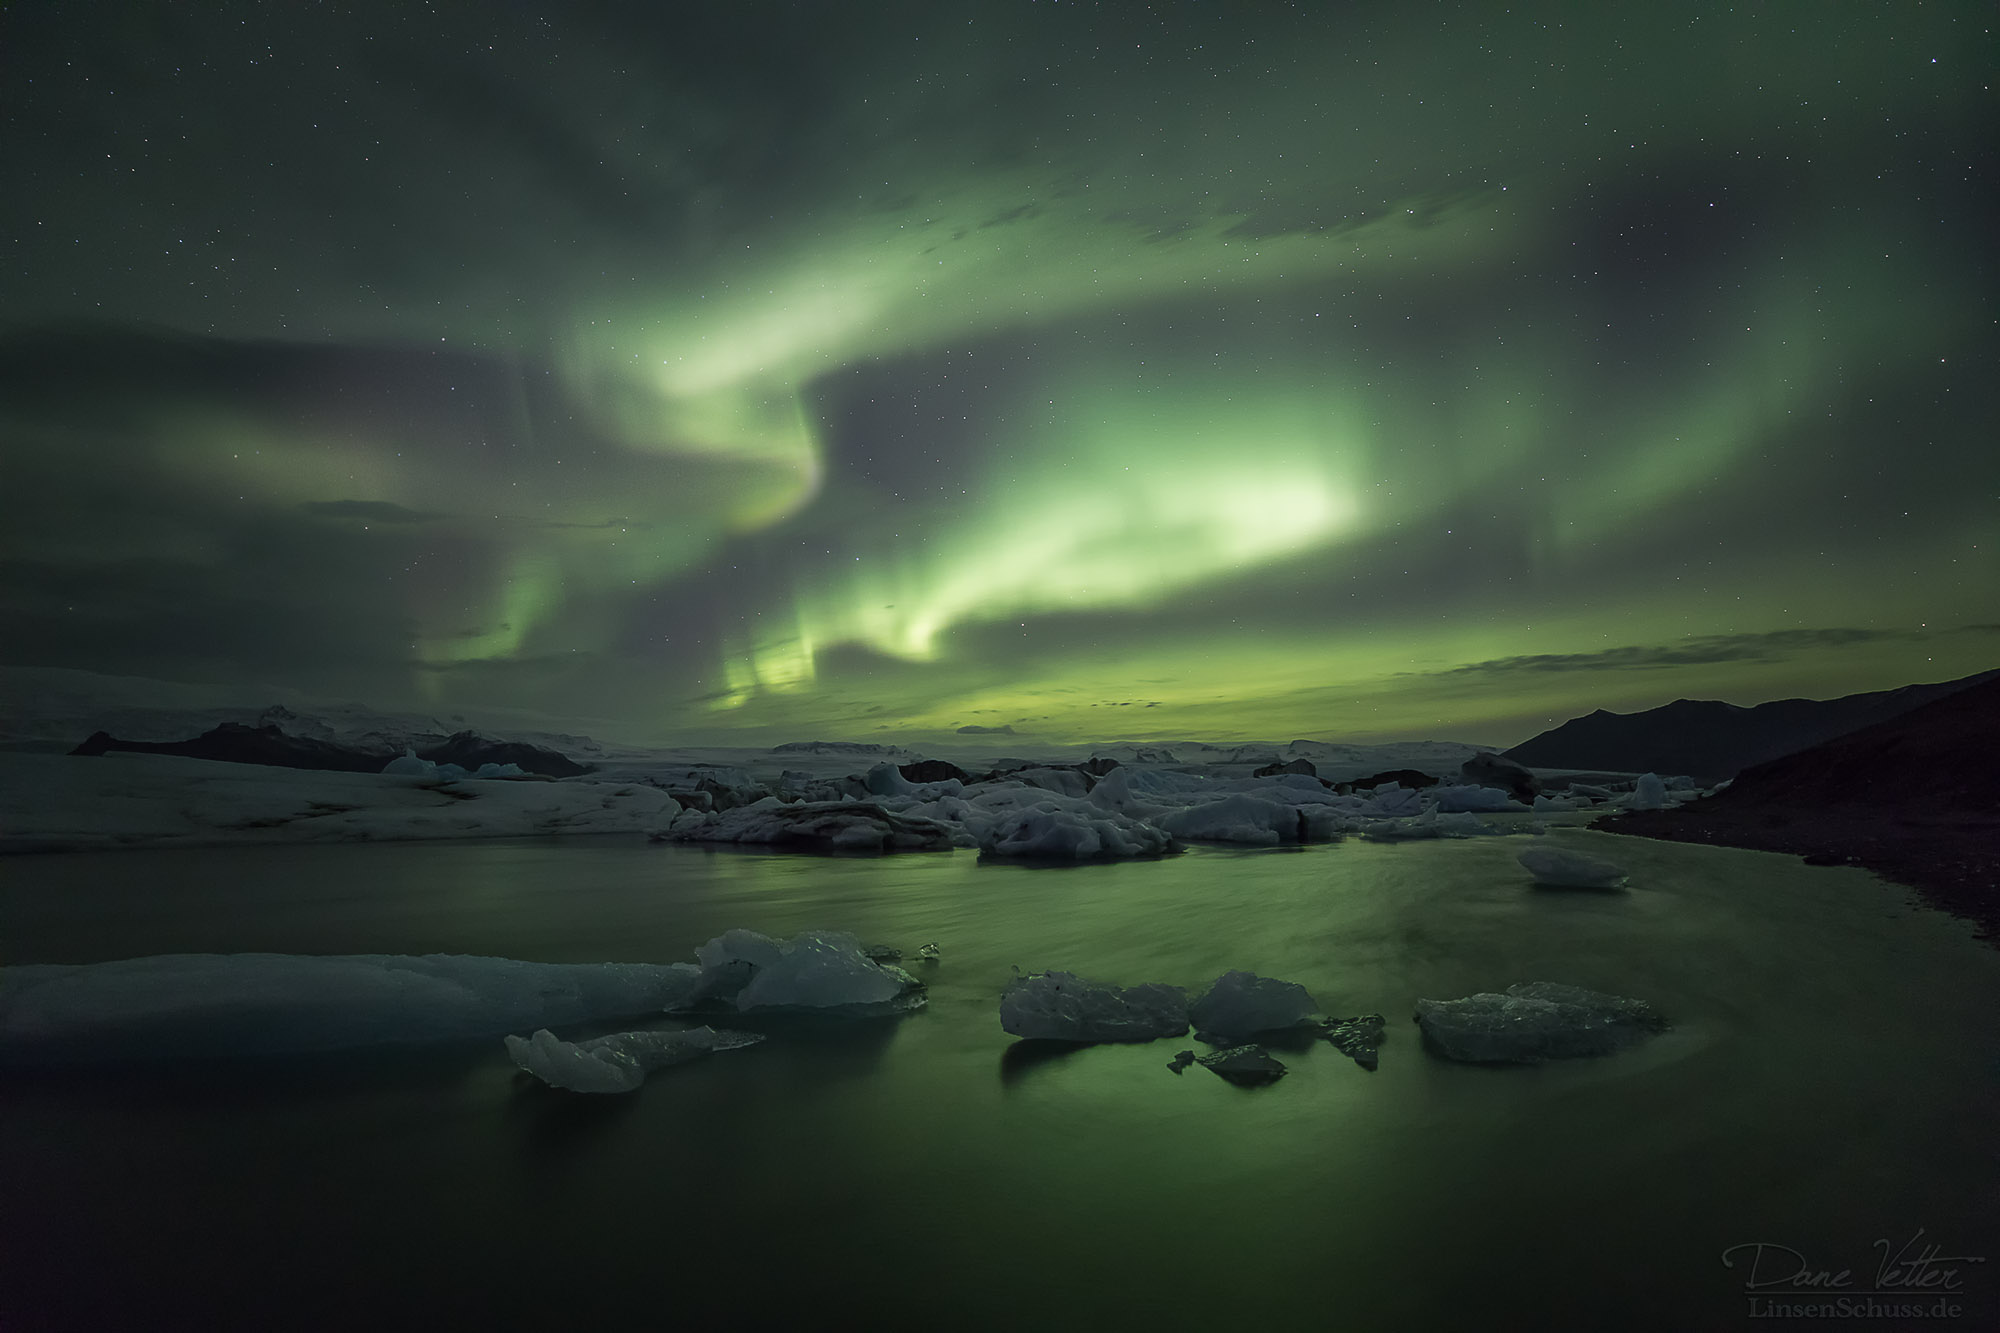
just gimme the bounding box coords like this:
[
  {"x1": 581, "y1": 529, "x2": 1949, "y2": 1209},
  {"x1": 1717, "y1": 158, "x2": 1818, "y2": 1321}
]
[{"x1": 1599, "y1": 675, "x2": 2000, "y2": 942}]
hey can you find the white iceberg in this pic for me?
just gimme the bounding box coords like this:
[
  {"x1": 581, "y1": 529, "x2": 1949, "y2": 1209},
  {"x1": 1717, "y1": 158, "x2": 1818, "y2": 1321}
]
[
  {"x1": 505, "y1": 1024, "x2": 763, "y2": 1094},
  {"x1": 679, "y1": 929, "x2": 924, "y2": 1014},
  {"x1": 1516, "y1": 845, "x2": 1630, "y2": 888},
  {"x1": 0, "y1": 952, "x2": 702, "y2": 1063},
  {"x1": 1413, "y1": 982, "x2": 1667, "y2": 1064},
  {"x1": 999, "y1": 971, "x2": 1189, "y2": 1043},
  {"x1": 1188, "y1": 970, "x2": 1320, "y2": 1040},
  {"x1": 1624, "y1": 772, "x2": 1670, "y2": 810},
  {"x1": 971, "y1": 799, "x2": 1178, "y2": 860}
]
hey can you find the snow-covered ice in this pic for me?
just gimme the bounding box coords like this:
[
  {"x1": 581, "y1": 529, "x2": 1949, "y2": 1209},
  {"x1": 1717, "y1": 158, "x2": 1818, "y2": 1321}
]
[
  {"x1": 0, "y1": 753, "x2": 681, "y2": 851},
  {"x1": 0, "y1": 953, "x2": 703, "y2": 1063},
  {"x1": 1188, "y1": 970, "x2": 1321, "y2": 1040},
  {"x1": 999, "y1": 971, "x2": 1190, "y2": 1043},
  {"x1": 505, "y1": 1024, "x2": 763, "y2": 1094},
  {"x1": 1413, "y1": 982, "x2": 1668, "y2": 1064},
  {"x1": 1516, "y1": 845, "x2": 1631, "y2": 889}
]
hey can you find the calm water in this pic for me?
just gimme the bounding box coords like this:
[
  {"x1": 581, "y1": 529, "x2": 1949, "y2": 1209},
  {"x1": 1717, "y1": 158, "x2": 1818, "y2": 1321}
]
[{"x1": 3, "y1": 831, "x2": 1996, "y2": 1331}]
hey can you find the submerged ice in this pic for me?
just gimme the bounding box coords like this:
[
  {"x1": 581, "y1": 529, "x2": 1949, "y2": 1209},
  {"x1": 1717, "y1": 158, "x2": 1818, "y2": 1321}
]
[
  {"x1": 0, "y1": 952, "x2": 703, "y2": 1062},
  {"x1": 506, "y1": 1024, "x2": 763, "y2": 1094}
]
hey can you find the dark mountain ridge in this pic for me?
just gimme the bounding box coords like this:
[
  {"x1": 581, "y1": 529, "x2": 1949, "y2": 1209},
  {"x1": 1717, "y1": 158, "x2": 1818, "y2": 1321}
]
[{"x1": 1505, "y1": 669, "x2": 1999, "y2": 780}]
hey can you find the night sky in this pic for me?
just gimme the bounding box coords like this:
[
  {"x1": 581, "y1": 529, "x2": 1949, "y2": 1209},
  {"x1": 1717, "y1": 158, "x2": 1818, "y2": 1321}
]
[{"x1": 3, "y1": 1, "x2": 1994, "y2": 746}]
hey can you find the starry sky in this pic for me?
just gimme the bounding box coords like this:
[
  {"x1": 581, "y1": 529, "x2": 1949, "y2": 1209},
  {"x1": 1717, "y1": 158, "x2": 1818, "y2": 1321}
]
[{"x1": 2, "y1": 1, "x2": 1994, "y2": 747}]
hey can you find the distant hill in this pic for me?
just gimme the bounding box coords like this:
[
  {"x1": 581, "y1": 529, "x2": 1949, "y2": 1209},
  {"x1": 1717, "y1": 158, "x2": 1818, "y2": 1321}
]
[
  {"x1": 1504, "y1": 669, "x2": 1999, "y2": 780},
  {"x1": 1599, "y1": 674, "x2": 2000, "y2": 940}
]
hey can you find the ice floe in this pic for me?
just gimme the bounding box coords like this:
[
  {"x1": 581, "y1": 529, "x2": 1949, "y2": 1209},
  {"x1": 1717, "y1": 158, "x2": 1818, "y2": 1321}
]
[
  {"x1": 1516, "y1": 845, "x2": 1631, "y2": 889},
  {"x1": 680, "y1": 929, "x2": 925, "y2": 1014},
  {"x1": 1413, "y1": 982, "x2": 1668, "y2": 1064},
  {"x1": 0, "y1": 952, "x2": 703, "y2": 1062},
  {"x1": 1188, "y1": 970, "x2": 1321, "y2": 1041}
]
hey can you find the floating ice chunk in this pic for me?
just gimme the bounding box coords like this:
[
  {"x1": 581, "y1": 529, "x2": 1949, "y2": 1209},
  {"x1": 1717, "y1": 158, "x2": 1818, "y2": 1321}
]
[
  {"x1": 661, "y1": 800, "x2": 956, "y2": 852},
  {"x1": 682, "y1": 929, "x2": 924, "y2": 1015},
  {"x1": 1324, "y1": 1014, "x2": 1387, "y2": 1070},
  {"x1": 1196, "y1": 1044, "x2": 1288, "y2": 1086},
  {"x1": 1167, "y1": 1049, "x2": 1197, "y2": 1074},
  {"x1": 1413, "y1": 982, "x2": 1667, "y2": 1064},
  {"x1": 1517, "y1": 845, "x2": 1630, "y2": 889},
  {"x1": 1432, "y1": 784, "x2": 1522, "y2": 813},
  {"x1": 1158, "y1": 794, "x2": 1305, "y2": 846},
  {"x1": 505, "y1": 1024, "x2": 763, "y2": 1094},
  {"x1": 737, "y1": 932, "x2": 913, "y2": 1010},
  {"x1": 0, "y1": 953, "x2": 702, "y2": 1063},
  {"x1": 975, "y1": 801, "x2": 1177, "y2": 860},
  {"x1": 999, "y1": 971, "x2": 1189, "y2": 1043},
  {"x1": 1189, "y1": 970, "x2": 1320, "y2": 1040},
  {"x1": 381, "y1": 748, "x2": 436, "y2": 777},
  {"x1": 1624, "y1": 773, "x2": 1670, "y2": 810}
]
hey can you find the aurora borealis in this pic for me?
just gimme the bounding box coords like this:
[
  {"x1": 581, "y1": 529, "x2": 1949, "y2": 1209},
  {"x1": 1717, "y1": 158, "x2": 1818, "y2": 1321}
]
[{"x1": 2, "y1": 2, "x2": 1994, "y2": 746}]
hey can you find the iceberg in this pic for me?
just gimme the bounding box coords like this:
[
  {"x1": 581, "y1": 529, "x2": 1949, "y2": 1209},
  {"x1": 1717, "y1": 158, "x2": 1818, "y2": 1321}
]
[
  {"x1": 679, "y1": 929, "x2": 925, "y2": 1015},
  {"x1": 0, "y1": 952, "x2": 702, "y2": 1063},
  {"x1": 1413, "y1": 982, "x2": 1668, "y2": 1064},
  {"x1": 505, "y1": 1024, "x2": 763, "y2": 1094},
  {"x1": 1516, "y1": 845, "x2": 1630, "y2": 889},
  {"x1": 1188, "y1": 970, "x2": 1320, "y2": 1040},
  {"x1": 972, "y1": 800, "x2": 1178, "y2": 860},
  {"x1": 999, "y1": 971, "x2": 1189, "y2": 1043}
]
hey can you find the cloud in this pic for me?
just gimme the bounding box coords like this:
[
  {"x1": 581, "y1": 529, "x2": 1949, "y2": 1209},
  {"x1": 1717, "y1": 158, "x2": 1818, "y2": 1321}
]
[{"x1": 1430, "y1": 627, "x2": 1925, "y2": 678}]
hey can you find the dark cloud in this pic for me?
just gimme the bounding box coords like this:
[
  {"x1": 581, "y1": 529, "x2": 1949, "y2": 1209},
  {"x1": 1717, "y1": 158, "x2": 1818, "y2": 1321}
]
[{"x1": 1430, "y1": 629, "x2": 1943, "y2": 679}]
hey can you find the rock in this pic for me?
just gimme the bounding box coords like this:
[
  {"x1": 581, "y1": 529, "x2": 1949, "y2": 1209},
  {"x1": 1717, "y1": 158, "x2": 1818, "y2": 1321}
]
[
  {"x1": 1516, "y1": 845, "x2": 1630, "y2": 889},
  {"x1": 1323, "y1": 1014, "x2": 1387, "y2": 1070},
  {"x1": 1338, "y1": 768, "x2": 1440, "y2": 794},
  {"x1": 1413, "y1": 982, "x2": 1667, "y2": 1064},
  {"x1": 417, "y1": 730, "x2": 593, "y2": 778},
  {"x1": 917, "y1": 942, "x2": 940, "y2": 961},
  {"x1": 1253, "y1": 757, "x2": 1318, "y2": 778},
  {"x1": 1167, "y1": 1049, "x2": 1196, "y2": 1074},
  {"x1": 1460, "y1": 751, "x2": 1539, "y2": 804},
  {"x1": 1188, "y1": 970, "x2": 1320, "y2": 1041},
  {"x1": 999, "y1": 971, "x2": 1189, "y2": 1043},
  {"x1": 1196, "y1": 1044, "x2": 1288, "y2": 1086},
  {"x1": 899, "y1": 759, "x2": 972, "y2": 784}
]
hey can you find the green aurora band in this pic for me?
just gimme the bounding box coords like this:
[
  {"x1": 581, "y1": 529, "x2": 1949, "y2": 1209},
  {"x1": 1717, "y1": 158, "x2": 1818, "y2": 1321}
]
[{"x1": 0, "y1": 1, "x2": 1993, "y2": 744}]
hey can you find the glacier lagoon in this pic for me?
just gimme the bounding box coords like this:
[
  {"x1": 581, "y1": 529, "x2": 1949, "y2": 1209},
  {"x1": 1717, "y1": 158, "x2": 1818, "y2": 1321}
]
[{"x1": 3, "y1": 832, "x2": 1996, "y2": 1330}]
